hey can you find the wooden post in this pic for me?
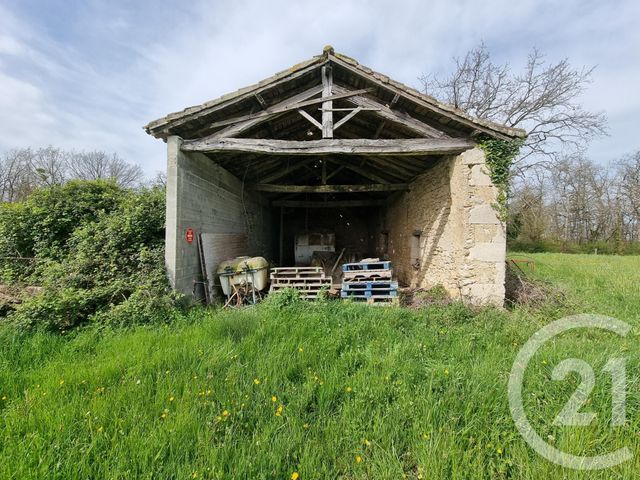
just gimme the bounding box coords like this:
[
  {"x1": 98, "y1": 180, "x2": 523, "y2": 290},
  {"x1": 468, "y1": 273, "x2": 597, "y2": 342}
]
[
  {"x1": 279, "y1": 206, "x2": 284, "y2": 265},
  {"x1": 321, "y1": 66, "x2": 333, "y2": 138}
]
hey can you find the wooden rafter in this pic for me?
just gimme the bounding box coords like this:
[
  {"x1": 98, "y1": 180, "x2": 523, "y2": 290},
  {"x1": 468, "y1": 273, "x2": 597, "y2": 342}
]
[
  {"x1": 182, "y1": 137, "x2": 475, "y2": 156},
  {"x1": 333, "y1": 107, "x2": 362, "y2": 131},
  {"x1": 251, "y1": 183, "x2": 408, "y2": 193},
  {"x1": 328, "y1": 53, "x2": 519, "y2": 141},
  {"x1": 272, "y1": 199, "x2": 385, "y2": 208},
  {"x1": 297, "y1": 109, "x2": 322, "y2": 130},
  {"x1": 326, "y1": 158, "x2": 390, "y2": 184},
  {"x1": 333, "y1": 86, "x2": 447, "y2": 139},
  {"x1": 210, "y1": 85, "x2": 323, "y2": 139},
  {"x1": 206, "y1": 87, "x2": 373, "y2": 133}
]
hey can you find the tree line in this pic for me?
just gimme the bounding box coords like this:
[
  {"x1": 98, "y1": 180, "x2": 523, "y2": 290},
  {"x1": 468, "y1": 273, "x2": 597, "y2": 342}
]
[
  {"x1": 0, "y1": 147, "x2": 144, "y2": 202},
  {"x1": 509, "y1": 151, "x2": 640, "y2": 250}
]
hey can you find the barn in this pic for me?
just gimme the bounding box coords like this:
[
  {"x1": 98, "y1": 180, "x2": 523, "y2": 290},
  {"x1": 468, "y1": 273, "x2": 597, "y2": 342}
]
[{"x1": 144, "y1": 46, "x2": 525, "y2": 306}]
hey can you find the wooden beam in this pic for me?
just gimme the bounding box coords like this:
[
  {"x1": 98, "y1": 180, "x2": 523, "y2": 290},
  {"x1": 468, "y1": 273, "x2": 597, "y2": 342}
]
[
  {"x1": 373, "y1": 93, "x2": 398, "y2": 139},
  {"x1": 258, "y1": 160, "x2": 314, "y2": 184},
  {"x1": 251, "y1": 183, "x2": 408, "y2": 193},
  {"x1": 364, "y1": 156, "x2": 417, "y2": 181},
  {"x1": 327, "y1": 158, "x2": 390, "y2": 184},
  {"x1": 326, "y1": 164, "x2": 344, "y2": 181},
  {"x1": 182, "y1": 137, "x2": 475, "y2": 156},
  {"x1": 205, "y1": 87, "x2": 372, "y2": 134},
  {"x1": 333, "y1": 85, "x2": 448, "y2": 139},
  {"x1": 147, "y1": 59, "x2": 329, "y2": 136},
  {"x1": 321, "y1": 66, "x2": 333, "y2": 138},
  {"x1": 254, "y1": 93, "x2": 268, "y2": 110},
  {"x1": 297, "y1": 109, "x2": 322, "y2": 130},
  {"x1": 333, "y1": 107, "x2": 362, "y2": 131},
  {"x1": 210, "y1": 85, "x2": 323, "y2": 138},
  {"x1": 272, "y1": 199, "x2": 385, "y2": 208},
  {"x1": 328, "y1": 54, "x2": 521, "y2": 141}
]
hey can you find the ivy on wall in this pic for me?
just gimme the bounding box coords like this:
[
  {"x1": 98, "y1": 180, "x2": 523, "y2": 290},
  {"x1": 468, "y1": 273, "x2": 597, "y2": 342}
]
[{"x1": 476, "y1": 137, "x2": 523, "y2": 221}]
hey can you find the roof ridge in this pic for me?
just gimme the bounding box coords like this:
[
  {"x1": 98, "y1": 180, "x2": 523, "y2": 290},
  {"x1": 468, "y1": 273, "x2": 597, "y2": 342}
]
[
  {"x1": 328, "y1": 52, "x2": 525, "y2": 139},
  {"x1": 144, "y1": 47, "x2": 526, "y2": 140}
]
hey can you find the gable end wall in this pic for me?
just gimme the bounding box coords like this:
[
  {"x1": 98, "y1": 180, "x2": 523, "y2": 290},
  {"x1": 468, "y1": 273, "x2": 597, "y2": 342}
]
[{"x1": 384, "y1": 147, "x2": 506, "y2": 306}]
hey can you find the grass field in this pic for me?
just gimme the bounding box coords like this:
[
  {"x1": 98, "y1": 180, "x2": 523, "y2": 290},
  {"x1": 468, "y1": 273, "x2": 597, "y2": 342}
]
[{"x1": 0, "y1": 253, "x2": 639, "y2": 479}]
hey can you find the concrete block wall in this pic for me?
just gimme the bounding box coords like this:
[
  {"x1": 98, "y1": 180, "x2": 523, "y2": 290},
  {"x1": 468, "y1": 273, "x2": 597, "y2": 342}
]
[
  {"x1": 165, "y1": 136, "x2": 274, "y2": 298},
  {"x1": 384, "y1": 147, "x2": 506, "y2": 306}
]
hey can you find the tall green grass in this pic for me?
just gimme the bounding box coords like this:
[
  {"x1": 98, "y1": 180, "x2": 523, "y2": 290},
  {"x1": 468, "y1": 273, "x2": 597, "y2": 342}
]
[{"x1": 0, "y1": 254, "x2": 639, "y2": 479}]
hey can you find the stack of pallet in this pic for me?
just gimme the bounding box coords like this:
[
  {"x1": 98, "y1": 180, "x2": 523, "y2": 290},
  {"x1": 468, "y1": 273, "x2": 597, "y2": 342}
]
[
  {"x1": 340, "y1": 259, "x2": 398, "y2": 305},
  {"x1": 269, "y1": 266, "x2": 331, "y2": 299}
]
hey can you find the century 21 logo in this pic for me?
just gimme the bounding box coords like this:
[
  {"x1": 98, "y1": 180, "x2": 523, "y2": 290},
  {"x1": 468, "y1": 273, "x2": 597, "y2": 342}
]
[{"x1": 508, "y1": 314, "x2": 632, "y2": 470}]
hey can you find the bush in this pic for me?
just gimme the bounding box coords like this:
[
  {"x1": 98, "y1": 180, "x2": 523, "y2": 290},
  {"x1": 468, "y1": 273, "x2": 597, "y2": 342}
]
[
  {"x1": 3, "y1": 181, "x2": 180, "y2": 331},
  {"x1": 0, "y1": 180, "x2": 124, "y2": 281}
]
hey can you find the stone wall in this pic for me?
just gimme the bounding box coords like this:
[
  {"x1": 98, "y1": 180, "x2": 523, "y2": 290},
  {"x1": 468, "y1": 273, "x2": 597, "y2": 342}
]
[
  {"x1": 384, "y1": 147, "x2": 506, "y2": 306},
  {"x1": 165, "y1": 136, "x2": 274, "y2": 298}
]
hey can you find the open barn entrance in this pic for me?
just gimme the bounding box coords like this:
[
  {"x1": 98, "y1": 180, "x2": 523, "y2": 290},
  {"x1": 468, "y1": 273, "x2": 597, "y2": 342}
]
[{"x1": 146, "y1": 47, "x2": 524, "y2": 305}]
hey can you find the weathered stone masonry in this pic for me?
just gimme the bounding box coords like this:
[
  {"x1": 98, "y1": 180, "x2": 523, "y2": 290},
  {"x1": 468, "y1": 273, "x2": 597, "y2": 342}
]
[{"x1": 385, "y1": 147, "x2": 506, "y2": 306}]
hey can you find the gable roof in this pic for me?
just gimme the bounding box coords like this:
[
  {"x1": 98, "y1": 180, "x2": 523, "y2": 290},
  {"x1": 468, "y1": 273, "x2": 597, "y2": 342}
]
[{"x1": 144, "y1": 46, "x2": 526, "y2": 142}]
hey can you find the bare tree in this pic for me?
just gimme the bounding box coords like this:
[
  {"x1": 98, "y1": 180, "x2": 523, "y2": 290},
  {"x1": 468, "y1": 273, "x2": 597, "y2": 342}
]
[
  {"x1": 29, "y1": 146, "x2": 68, "y2": 186},
  {"x1": 0, "y1": 149, "x2": 38, "y2": 201},
  {"x1": 616, "y1": 151, "x2": 640, "y2": 242},
  {"x1": 66, "y1": 151, "x2": 143, "y2": 187},
  {"x1": 421, "y1": 43, "x2": 607, "y2": 173}
]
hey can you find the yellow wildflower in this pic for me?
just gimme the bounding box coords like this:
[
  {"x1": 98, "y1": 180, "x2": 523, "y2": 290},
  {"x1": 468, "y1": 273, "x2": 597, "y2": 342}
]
[
  {"x1": 298, "y1": 347, "x2": 303, "y2": 352},
  {"x1": 497, "y1": 447, "x2": 503, "y2": 455},
  {"x1": 444, "y1": 368, "x2": 449, "y2": 376},
  {"x1": 363, "y1": 439, "x2": 371, "y2": 447},
  {"x1": 169, "y1": 396, "x2": 175, "y2": 402},
  {"x1": 59, "y1": 379, "x2": 65, "y2": 386},
  {"x1": 275, "y1": 405, "x2": 284, "y2": 417},
  {"x1": 355, "y1": 455, "x2": 363, "y2": 463},
  {"x1": 291, "y1": 472, "x2": 299, "y2": 480},
  {"x1": 271, "y1": 396, "x2": 277, "y2": 402},
  {"x1": 1, "y1": 395, "x2": 6, "y2": 401},
  {"x1": 254, "y1": 378, "x2": 261, "y2": 385},
  {"x1": 192, "y1": 472, "x2": 199, "y2": 479},
  {"x1": 222, "y1": 410, "x2": 229, "y2": 417},
  {"x1": 346, "y1": 387, "x2": 352, "y2": 393}
]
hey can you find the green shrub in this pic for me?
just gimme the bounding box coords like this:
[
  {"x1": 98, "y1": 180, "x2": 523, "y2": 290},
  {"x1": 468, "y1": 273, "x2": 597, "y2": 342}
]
[
  {"x1": 4, "y1": 181, "x2": 179, "y2": 331},
  {"x1": 0, "y1": 180, "x2": 123, "y2": 282}
]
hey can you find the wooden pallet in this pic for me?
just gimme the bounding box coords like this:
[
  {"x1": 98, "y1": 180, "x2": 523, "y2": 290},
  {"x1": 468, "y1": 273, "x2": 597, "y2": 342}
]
[
  {"x1": 270, "y1": 266, "x2": 330, "y2": 299},
  {"x1": 341, "y1": 281, "x2": 398, "y2": 291},
  {"x1": 341, "y1": 290, "x2": 398, "y2": 298},
  {"x1": 344, "y1": 296, "x2": 399, "y2": 305},
  {"x1": 271, "y1": 266, "x2": 324, "y2": 275},
  {"x1": 342, "y1": 269, "x2": 393, "y2": 282},
  {"x1": 342, "y1": 260, "x2": 392, "y2": 272}
]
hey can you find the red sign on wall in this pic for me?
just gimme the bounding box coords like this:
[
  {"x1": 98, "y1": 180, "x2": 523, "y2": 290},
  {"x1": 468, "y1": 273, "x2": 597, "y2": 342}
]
[{"x1": 185, "y1": 228, "x2": 195, "y2": 244}]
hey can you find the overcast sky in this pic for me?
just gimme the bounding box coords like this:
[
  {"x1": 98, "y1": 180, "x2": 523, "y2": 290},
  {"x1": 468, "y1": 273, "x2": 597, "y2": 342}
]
[{"x1": 1, "y1": 0, "x2": 638, "y2": 175}]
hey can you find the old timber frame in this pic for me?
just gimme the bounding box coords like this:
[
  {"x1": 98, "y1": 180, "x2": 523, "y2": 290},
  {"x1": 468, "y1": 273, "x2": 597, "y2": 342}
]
[{"x1": 144, "y1": 46, "x2": 526, "y2": 306}]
